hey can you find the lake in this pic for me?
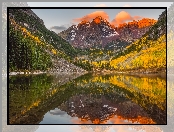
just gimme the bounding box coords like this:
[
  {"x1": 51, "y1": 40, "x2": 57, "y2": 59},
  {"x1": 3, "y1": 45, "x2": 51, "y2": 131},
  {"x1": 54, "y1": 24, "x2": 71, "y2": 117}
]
[{"x1": 8, "y1": 72, "x2": 166, "y2": 124}]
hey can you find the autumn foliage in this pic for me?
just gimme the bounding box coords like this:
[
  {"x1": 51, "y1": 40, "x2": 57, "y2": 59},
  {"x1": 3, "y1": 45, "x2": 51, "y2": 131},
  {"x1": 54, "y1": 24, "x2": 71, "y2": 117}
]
[{"x1": 110, "y1": 34, "x2": 166, "y2": 71}]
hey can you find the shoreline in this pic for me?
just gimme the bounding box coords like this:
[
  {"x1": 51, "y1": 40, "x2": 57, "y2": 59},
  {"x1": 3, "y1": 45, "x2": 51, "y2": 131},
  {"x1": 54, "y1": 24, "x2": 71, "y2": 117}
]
[
  {"x1": 9, "y1": 70, "x2": 89, "y2": 76},
  {"x1": 92, "y1": 67, "x2": 166, "y2": 74},
  {"x1": 9, "y1": 67, "x2": 166, "y2": 76},
  {"x1": 9, "y1": 71, "x2": 47, "y2": 76}
]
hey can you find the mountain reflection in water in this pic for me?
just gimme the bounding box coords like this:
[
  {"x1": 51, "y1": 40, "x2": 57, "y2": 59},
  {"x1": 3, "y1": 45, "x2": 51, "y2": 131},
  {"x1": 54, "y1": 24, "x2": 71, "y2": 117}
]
[{"x1": 9, "y1": 73, "x2": 166, "y2": 124}]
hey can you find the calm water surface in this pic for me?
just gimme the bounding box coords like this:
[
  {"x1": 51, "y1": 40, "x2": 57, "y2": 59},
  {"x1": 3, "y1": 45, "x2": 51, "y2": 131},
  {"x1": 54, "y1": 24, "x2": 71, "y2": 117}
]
[{"x1": 9, "y1": 73, "x2": 166, "y2": 124}]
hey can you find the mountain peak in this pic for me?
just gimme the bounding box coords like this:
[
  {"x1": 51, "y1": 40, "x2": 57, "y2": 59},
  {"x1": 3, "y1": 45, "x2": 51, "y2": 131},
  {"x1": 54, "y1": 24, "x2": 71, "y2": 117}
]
[
  {"x1": 92, "y1": 16, "x2": 106, "y2": 24},
  {"x1": 58, "y1": 15, "x2": 161, "y2": 50},
  {"x1": 118, "y1": 18, "x2": 157, "y2": 29},
  {"x1": 79, "y1": 20, "x2": 90, "y2": 25}
]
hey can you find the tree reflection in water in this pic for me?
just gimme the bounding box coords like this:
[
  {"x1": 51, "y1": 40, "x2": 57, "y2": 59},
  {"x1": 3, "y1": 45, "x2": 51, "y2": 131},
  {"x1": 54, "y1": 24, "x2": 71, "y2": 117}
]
[{"x1": 9, "y1": 73, "x2": 166, "y2": 124}]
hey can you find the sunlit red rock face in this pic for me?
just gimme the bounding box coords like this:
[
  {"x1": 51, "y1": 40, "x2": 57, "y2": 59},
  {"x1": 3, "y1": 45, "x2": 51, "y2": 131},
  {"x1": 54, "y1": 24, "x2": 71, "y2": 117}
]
[
  {"x1": 117, "y1": 18, "x2": 157, "y2": 29},
  {"x1": 115, "y1": 18, "x2": 157, "y2": 41},
  {"x1": 58, "y1": 16, "x2": 157, "y2": 49}
]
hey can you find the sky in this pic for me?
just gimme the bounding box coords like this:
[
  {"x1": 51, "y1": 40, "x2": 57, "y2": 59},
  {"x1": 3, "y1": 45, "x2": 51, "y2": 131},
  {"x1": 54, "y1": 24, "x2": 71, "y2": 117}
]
[
  {"x1": 26, "y1": 2, "x2": 171, "y2": 33},
  {"x1": 29, "y1": 8, "x2": 166, "y2": 33}
]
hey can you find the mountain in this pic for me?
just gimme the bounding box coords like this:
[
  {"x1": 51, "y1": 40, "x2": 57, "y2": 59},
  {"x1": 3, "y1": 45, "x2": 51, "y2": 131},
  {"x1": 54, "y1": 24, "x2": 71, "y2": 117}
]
[
  {"x1": 8, "y1": 8, "x2": 166, "y2": 74},
  {"x1": 145, "y1": 10, "x2": 166, "y2": 40},
  {"x1": 167, "y1": 3, "x2": 174, "y2": 74},
  {"x1": 168, "y1": 3, "x2": 174, "y2": 32},
  {"x1": 58, "y1": 16, "x2": 157, "y2": 50},
  {"x1": 69, "y1": 10, "x2": 166, "y2": 73},
  {"x1": 59, "y1": 16, "x2": 119, "y2": 49},
  {"x1": 109, "y1": 10, "x2": 167, "y2": 73},
  {"x1": 9, "y1": 9, "x2": 86, "y2": 73},
  {"x1": 115, "y1": 18, "x2": 157, "y2": 39}
]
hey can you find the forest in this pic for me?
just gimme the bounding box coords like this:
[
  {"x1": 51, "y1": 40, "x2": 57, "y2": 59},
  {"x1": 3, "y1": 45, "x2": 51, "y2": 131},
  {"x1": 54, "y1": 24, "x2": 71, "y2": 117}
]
[{"x1": 9, "y1": 9, "x2": 167, "y2": 74}]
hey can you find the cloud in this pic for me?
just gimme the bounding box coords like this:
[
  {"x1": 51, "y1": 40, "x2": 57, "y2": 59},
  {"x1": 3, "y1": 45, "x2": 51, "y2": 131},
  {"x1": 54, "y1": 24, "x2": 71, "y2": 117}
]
[
  {"x1": 111, "y1": 11, "x2": 143, "y2": 26},
  {"x1": 71, "y1": 126, "x2": 111, "y2": 132},
  {"x1": 72, "y1": 10, "x2": 143, "y2": 27},
  {"x1": 112, "y1": 126, "x2": 134, "y2": 132},
  {"x1": 94, "y1": 4, "x2": 107, "y2": 7},
  {"x1": 133, "y1": 15, "x2": 143, "y2": 20},
  {"x1": 73, "y1": 11, "x2": 109, "y2": 23},
  {"x1": 50, "y1": 25, "x2": 67, "y2": 31},
  {"x1": 123, "y1": 4, "x2": 132, "y2": 7},
  {"x1": 50, "y1": 24, "x2": 70, "y2": 33}
]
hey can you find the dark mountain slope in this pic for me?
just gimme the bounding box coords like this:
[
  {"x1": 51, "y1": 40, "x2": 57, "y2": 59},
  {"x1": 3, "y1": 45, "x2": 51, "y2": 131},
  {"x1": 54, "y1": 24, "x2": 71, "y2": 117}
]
[
  {"x1": 9, "y1": 9, "x2": 78, "y2": 58},
  {"x1": 9, "y1": 9, "x2": 86, "y2": 73}
]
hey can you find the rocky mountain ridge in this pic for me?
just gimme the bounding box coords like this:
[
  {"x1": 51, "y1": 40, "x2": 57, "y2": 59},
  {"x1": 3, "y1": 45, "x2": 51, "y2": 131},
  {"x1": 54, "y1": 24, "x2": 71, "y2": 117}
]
[{"x1": 58, "y1": 16, "x2": 157, "y2": 50}]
